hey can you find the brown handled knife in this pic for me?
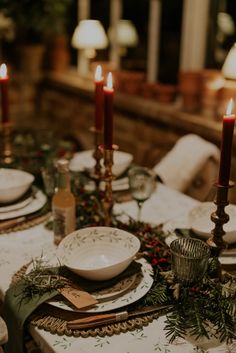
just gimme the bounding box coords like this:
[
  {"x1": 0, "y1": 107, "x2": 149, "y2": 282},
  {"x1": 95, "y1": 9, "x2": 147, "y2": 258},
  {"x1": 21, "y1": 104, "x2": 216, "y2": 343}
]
[
  {"x1": 67, "y1": 304, "x2": 172, "y2": 330},
  {"x1": 0, "y1": 216, "x2": 26, "y2": 231}
]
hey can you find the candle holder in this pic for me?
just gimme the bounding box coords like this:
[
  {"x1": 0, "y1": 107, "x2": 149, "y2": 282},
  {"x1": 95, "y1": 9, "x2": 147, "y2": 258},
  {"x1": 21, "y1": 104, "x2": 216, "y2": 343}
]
[
  {"x1": 207, "y1": 181, "x2": 234, "y2": 275},
  {"x1": 102, "y1": 145, "x2": 118, "y2": 226},
  {"x1": 1, "y1": 122, "x2": 13, "y2": 165},
  {"x1": 90, "y1": 126, "x2": 103, "y2": 188}
]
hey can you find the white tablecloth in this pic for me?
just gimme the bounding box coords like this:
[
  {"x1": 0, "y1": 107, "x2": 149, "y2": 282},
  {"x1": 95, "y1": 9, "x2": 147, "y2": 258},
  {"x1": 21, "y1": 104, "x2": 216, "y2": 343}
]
[{"x1": 0, "y1": 184, "x2": 235, "y2": 353}]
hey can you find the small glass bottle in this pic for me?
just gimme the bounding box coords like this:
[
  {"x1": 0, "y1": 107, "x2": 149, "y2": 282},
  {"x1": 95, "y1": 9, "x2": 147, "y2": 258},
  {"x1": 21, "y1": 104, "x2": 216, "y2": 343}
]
[{"x1": 52, "y1": 159, "x2": 76, "y2": 245}]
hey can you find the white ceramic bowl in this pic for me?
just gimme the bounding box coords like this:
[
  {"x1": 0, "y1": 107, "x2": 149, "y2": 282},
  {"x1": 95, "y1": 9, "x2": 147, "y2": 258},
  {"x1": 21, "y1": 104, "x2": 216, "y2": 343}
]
[
  {"x1": 57, "y1": 226, "x2": 141, "y2": 281},
  {"x1": 0, "y1": 168, "x2": 35, "y2": 203},
  {"x1": 69, "y1": 150, "x2": 133, "y2": 177},
  {"x1": 188, "y1": 202, "x2": 236, "y2": 244}
]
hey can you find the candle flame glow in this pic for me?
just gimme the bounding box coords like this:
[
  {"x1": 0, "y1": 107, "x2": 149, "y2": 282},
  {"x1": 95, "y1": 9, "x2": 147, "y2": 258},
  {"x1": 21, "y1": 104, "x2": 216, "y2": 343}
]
[
  {"x1": 107, "y1": 72, "x2": 113, "y2": 89},
  {"x1": 0, "y1": 63, "x2": 7, "y2": 78},
  {"x1": 226, "y1": 98, "x2": 234, "y2": 115},
  {"x1": 95, "y1": 65, "x2": 102, "y2": 81}
]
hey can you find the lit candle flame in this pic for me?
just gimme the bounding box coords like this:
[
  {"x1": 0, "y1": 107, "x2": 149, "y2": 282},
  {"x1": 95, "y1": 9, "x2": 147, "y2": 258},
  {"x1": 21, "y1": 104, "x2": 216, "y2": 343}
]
[
  {"x1": 226, "y1": 98, "x2": 234, "y2": 115},
  {"x1": 107, "y1": 72, "x2": 113, "y2": 89},
  {"x1": 0, "y1": 63, "x2": 7, "y2": 78},
  {"x1": 95, "y1": 65, "x2": 102, "y2": 81}
]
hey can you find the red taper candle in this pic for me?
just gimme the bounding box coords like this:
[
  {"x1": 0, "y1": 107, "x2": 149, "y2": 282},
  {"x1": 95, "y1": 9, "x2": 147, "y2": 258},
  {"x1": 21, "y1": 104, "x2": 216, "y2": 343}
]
[
  {"x1": 94, "y1": 65, "x2": 104, "y2": 131},
  {"x1": 0, "y1": 63, "x2": 9, "y2": 124},
  {"x1": 218, "y1": 98, "x2": 235, "y2": 186},
  {"x1": 104, "y1": 72, "x2": 114, "y2": 149}
]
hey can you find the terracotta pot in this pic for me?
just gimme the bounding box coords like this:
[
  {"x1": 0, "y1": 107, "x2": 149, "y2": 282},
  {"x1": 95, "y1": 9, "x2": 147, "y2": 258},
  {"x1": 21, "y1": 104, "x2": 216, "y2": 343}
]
[
  {"x1": 117, "y1": 70, "x2": 145, "y2": 95},
  {"x1": 140, "y1": 82, "x2": 157, "y2": 99},
  {"x1": 201, "y1": 69, "x2": 224, "y2": 119},
  {"x1": 124, "y1": 72, "x2": 145, "y2": 95},
  {"x1": 155, "y1": 83, "x2": 177, "y2": 103},
  {"x1": 217, "y1": 80, "x2": 236, "y2": 117},
  {"x1": 178, "y1": 71, "x2": 202, "y2": 112},
  {"x1": 19, "y1": 44, "x2": 45, "y2": 76},
  {"x1": 48, "y1": 35, "x2": 70, "y2": 72}
]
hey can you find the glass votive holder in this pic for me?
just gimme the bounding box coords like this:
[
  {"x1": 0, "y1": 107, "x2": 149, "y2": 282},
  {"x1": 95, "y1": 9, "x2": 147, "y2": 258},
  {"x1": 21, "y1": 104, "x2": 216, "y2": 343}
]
[
  {"x1": 170, "y1": 238, "x2": 211, "y2": 284},
  {"x1": 41, "y1": 165, "x2": 57, "y2": 198}
]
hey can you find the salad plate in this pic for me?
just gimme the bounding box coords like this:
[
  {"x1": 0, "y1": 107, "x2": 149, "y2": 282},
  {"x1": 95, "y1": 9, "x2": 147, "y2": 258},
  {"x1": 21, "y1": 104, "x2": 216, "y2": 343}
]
[{"x1": 91, "y1": 273, "x2": 137, "y2": 301}]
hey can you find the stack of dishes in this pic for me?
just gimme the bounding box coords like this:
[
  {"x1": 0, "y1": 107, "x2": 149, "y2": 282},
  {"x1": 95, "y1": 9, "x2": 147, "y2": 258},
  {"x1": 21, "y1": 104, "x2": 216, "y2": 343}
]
[
  {"x1": 69, "y1": 150, "x2": 133, "y2": 192},
  {"x1": 47, "y1": 256, "x2": 153, "y2": 314},
  {"x1": 0, "y1": 168, "x2": 47, "y2": 224},
  {"x1": 187, "y1": 202, "x2": 236, "y2": 267},
  {"x1": 29, "y1": 227, "x2": 153, "y2": 314},
  {"x1": 165, "y1": 202, "x2": 236, "y2": 268}
]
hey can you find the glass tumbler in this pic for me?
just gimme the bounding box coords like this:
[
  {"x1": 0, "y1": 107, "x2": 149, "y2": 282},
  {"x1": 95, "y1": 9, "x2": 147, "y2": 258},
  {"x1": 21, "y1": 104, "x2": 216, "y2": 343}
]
[{"x1": 170, "y1": 238, "x2": 211, "y2": 284}]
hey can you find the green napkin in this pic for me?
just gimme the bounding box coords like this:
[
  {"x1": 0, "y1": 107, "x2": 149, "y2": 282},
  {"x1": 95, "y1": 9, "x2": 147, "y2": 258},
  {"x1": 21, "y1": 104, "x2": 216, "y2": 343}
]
[
  {"x1": 2, "y1": 280, "x2": 57, "y2": 353},
  {"x1": 2, "y1": 260, "x2": 142, "y2": 353}
]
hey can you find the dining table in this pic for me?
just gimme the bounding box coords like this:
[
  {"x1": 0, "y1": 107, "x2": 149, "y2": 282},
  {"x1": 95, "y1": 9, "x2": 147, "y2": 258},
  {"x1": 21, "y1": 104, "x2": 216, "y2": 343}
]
[{"x1": 0, "y1": 181, "x2": 235, "y2": 353}]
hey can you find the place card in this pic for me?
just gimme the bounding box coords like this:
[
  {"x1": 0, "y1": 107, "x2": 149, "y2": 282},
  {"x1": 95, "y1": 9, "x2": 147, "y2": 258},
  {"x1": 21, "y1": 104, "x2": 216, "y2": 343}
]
[{"x1": 58, "y1": 283, "x2": 98, "y2": 310}]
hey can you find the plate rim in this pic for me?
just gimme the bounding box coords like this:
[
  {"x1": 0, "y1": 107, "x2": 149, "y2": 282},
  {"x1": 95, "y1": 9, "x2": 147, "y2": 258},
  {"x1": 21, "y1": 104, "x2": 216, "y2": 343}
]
[
  {"x1": 0, "y1": 189, "x2": 47, "y2": 221},
  {"x1": 47, "y1": 257, "x2": 153, "y2": 313}
]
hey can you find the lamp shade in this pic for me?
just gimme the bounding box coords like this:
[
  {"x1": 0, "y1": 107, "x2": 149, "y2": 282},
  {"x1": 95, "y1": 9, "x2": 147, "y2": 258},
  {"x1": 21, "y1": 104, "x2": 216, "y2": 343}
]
[
  {"x1": 71, "y1": 20, "x2": 108, "y2": 50},
  {"x1": 222, "y1": 43, "x2": 236, "y2": 79},
  {"x1": 108, "y1": 20, "x2": 138, "y2": 47}
]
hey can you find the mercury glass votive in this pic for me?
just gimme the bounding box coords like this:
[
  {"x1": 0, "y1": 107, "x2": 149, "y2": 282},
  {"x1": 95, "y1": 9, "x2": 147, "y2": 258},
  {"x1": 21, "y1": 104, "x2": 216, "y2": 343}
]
[{"x1": 170, "y1": 238, "x2": 211, "y2": 284}]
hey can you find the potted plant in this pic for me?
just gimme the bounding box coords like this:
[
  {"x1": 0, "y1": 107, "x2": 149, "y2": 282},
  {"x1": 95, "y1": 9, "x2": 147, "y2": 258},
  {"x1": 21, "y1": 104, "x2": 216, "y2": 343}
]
[{"x1": 0, "y1": 0, "x2": 72, "y2": 74}]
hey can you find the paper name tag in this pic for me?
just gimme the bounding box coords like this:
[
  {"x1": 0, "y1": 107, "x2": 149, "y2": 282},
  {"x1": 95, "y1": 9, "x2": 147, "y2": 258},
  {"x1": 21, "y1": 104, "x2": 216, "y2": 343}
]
[{"x1": 58, "y1": 284, "x2": 98, "y2": 310}]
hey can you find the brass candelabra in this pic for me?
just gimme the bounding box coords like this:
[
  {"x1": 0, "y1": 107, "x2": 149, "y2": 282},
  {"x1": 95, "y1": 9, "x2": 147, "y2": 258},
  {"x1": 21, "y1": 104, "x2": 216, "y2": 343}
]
[
  {"x1": 207, "y1": 181, "x2": 234, "y2": 275},
  {"x1": 1, "y1": 122, "x2": 13, "y2": 165},
  {"x1": 102, "y1": 146, "x2": 117, "y2": 226},
  {"x1": 91, "y1": 127, "x2": 103, "y2": 188}
]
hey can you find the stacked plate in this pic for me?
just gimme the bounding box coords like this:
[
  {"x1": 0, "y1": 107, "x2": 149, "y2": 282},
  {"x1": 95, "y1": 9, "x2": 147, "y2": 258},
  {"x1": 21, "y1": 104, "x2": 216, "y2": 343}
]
[
  {"x1": 164, "y1": 201, "x2": 236, "y2": 267},
  {"x1": 69, "y1": 150, "x2": 133, "y2": 192},
  {"x1": 188, "y1": 202, "x2": 236, "y2": 245},
  {"x1": 46, "y1": 258, "x2": 153, "y2": 314},
  {"x1": 0, "y1": 168, "x2": 47, "y2": 222}
]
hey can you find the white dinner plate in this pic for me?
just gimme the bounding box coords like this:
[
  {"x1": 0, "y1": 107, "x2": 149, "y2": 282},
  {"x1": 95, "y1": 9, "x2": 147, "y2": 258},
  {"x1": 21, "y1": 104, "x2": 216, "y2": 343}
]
[
  {"x1": 0, "y1": 189, "x2": 47, "y2": 220},
  {"x1": 69, "y1": 150, "x2": 133, "y2": 178},
  {"x1": 47, "y1": 258, "x2": 153, "y2": 313},
  {"x1": 188, "y1": 202, "x2": 236, "y2": 244},
  {"x1": 0, "y1": 189, "x2": 34, "y2": 213}
]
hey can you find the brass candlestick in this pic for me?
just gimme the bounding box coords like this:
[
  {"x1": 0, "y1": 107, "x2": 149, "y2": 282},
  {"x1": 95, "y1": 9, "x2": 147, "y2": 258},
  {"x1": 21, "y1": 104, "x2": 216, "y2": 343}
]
[
  {"x1": 102, "y1": 146, "x2": 117, "y2": 226},
  {"x1": 1, "y1": 122, "x2": 13, "y2": 165},
  {"x1": 207, "y1": 182, "x2": 234, "y2": 275},
  {"x1": 90, "y1": 127, "x2": 103, "y2": 187}
]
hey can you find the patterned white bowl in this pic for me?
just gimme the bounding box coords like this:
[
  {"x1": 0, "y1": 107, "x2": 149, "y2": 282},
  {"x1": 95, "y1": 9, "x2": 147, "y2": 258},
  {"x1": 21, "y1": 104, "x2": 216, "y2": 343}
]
[
  {"x1": 57, "y1": 227, "x2": 140, "y2": 280},
  {"x1": 0, "y1": 168, "x2": 34, "y2": 203}
]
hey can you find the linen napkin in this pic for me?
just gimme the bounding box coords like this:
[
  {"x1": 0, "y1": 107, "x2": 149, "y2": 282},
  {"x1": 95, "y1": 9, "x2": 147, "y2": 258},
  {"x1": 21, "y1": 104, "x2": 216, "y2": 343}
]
[
  {"x1": 153, "y1": 134, "x2": 220, "y2": 200},
  {"x1": 2, "y1": 261, "x2": 142, "y2": 353}
]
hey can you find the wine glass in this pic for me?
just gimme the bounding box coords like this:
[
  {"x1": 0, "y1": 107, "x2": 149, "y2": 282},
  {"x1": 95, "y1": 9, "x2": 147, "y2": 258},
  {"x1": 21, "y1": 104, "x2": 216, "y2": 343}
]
[{"x1": 128, "y1": 166, "x2": 156, "y2": 221}]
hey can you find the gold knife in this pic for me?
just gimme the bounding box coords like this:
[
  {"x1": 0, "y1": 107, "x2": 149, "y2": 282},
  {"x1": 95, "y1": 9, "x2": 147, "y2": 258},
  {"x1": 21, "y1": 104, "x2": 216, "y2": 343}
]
[{"x1": 67, "y1": 304, "x2": 172, "y2": 329}]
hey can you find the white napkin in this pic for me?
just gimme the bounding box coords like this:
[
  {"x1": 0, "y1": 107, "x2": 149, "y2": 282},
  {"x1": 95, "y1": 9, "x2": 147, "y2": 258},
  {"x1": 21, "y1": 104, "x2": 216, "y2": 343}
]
[{"x1": 153, "y1": 134, "x2": 220, "y2": 193}]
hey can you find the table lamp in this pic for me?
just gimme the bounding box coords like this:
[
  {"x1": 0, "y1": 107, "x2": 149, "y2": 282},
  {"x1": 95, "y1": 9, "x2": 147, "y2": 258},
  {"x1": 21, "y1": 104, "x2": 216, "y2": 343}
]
[
  {"x1": 71, "y1": 19, "x2": 108, "y2": 76},
  {"x1": 222, "y1": 43, "x2": 236, "y2": 80},
  {"x1": 108, "y1": 19, "x2": 138, "y2": 56},
  {"x1": 220, "y1": 43, "x2": 236, "y2": 116}
]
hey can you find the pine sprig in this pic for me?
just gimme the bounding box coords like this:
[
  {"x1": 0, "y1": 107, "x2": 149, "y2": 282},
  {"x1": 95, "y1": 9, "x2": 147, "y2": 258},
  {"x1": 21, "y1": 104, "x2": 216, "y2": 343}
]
[
  {"x1": 163, "y1": 275, "x2": 236, "y2": 344},
  {"x1": 21, "y1": 257, "x2": 66, "y2": 299}
]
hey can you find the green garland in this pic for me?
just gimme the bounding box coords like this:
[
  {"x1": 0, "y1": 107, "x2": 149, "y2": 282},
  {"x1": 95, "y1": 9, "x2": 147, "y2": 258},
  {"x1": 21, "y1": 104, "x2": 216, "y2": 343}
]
[{"x1": 45, "y1": 184, "x2": 236, "y2": 345}]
